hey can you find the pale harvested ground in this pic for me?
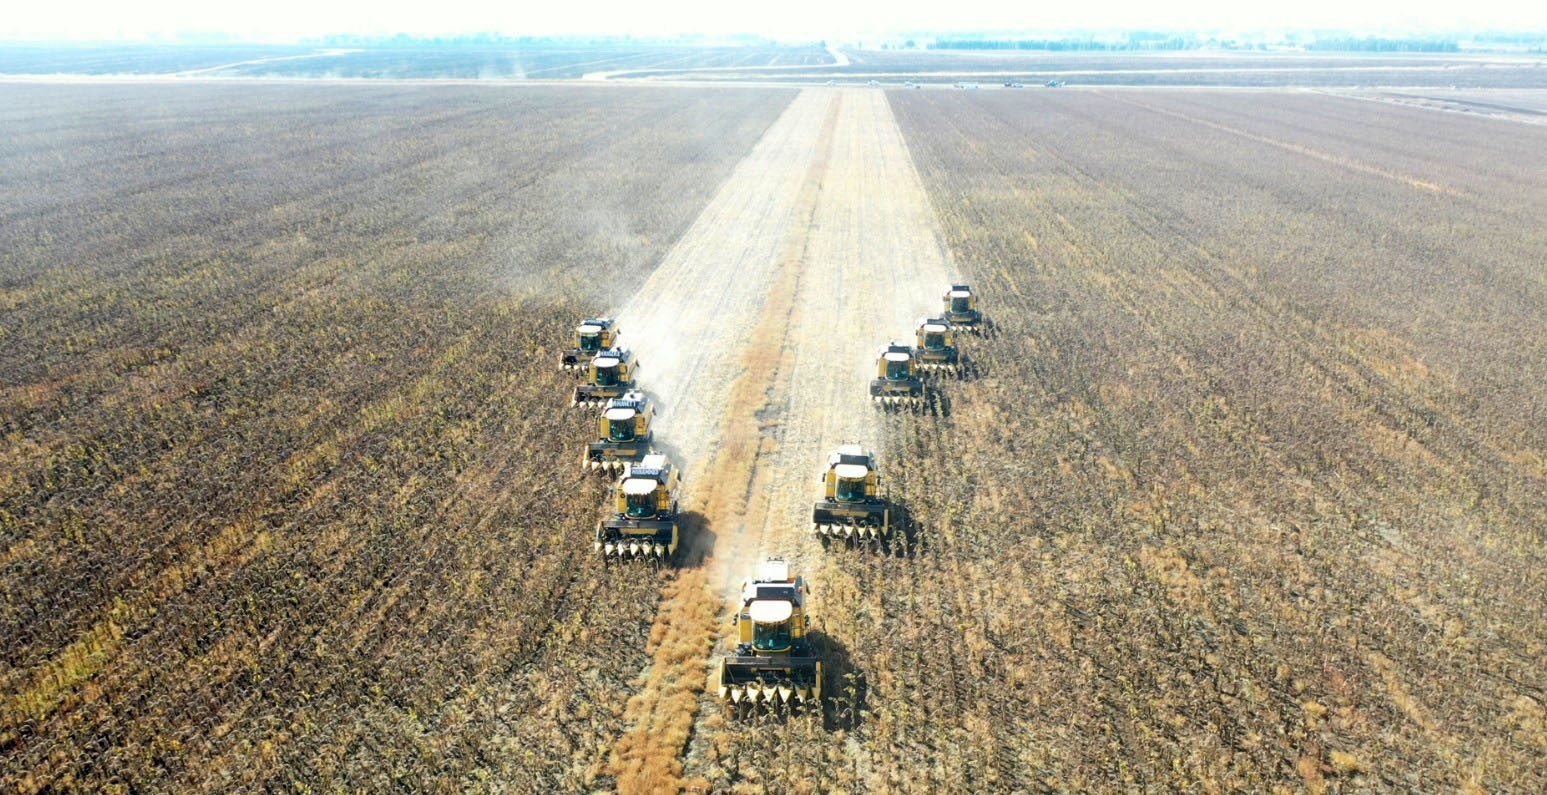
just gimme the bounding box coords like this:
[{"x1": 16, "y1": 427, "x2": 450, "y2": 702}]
[
  {"x1": 601, "y1": 88, "x2": 951, "y2": 791},
  {"x1": 613, "y1": 90, "x2": 832, "y2": 486},
  {"x1": 1345, "y1": 88, "x2": 1547, "y2": 126}
]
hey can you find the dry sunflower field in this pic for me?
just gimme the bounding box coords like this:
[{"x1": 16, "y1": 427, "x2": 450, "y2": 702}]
[{"x1": 1, "y1": 78, "x2": 1543, "y2": 793}]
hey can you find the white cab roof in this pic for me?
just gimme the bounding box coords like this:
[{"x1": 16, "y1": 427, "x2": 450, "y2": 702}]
[
  {"x1": 604, "y1": 407, "x2": 638, "y2": 421},
  {"x1": 834, "y1": 463, "x2": 869, "y2": 479},
  {"x1": 748, "y1": 600, "x2": 793, "y2": 624},
  {"x1": 949, "y1": 289, "x2": 971, "y2": 298},
  {"x1": 578, "y1": 323, "x2": 604, "y2": 333},
  {"x1": 923, "y1": 323, "x2": 949, "y2": 333},
  {"x1": 883, "y1": 351, "x2": 912, "y2": 362},
  {"x1": 622, "y1": 478, "x2": 657, "y2": 496},
  {"x1": 594, "y1": 356, "x2": 619, "y2": 368}
]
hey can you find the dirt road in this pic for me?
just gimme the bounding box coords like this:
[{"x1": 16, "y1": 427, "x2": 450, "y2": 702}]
[{"x1": 604, "y1": 87, "x2": 953, "y2": 791}]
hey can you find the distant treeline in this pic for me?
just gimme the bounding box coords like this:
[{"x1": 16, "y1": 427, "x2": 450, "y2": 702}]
[
  {"x1": 305, "y1": 32, "x2": 789, "y2": 48},
  {"x1": 931, "y1": 36, "x2": 1194, "y2": 51},
  {"x1": 1469, "y1": 32, "x2": 1547, "y2": 46},
  {"x1": 1305, "y1": 37, "x2": 1460, "y2": 52}
]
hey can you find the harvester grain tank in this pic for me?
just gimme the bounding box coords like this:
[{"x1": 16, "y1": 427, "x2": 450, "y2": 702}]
[
  {"x1": 560, "y1": 318, "x2": 619, "y2": 371},
  {"x1": 912, "y1": 316, "x2": 963, "y2": 375},
  {"x1": 594, "y1": 453, "x2": 679, "y2": 563},
  {"x1": 572, "y1": 347, "x2": 638, "y2": 407},
  {"x1": 942, "y1": 284, "x2": 984, "y2": 332},
  {"x1": 584, "y1": 391, "x2": 654, "y2": 473},
  {"x1": 714, "y1": 559, "x2": 822, "y2": 710},
  {"x1": 869, "y1": 342, "x2": 925, "y2": 408},
  {"x1": 812, "y1": 445, "x2": 890, "y2": 544}
]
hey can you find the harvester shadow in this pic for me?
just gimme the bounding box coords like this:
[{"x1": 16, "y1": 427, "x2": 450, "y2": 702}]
[
  {"x1": 674, "y1": 511, "x2": 717, "y2": 567},
  {"x1": 817, "y1": 631, "x2": 867, "y2": 731}
]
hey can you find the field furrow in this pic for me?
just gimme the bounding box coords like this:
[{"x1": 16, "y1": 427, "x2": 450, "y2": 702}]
[{"x1": 888, "y1": 87, "x2": 1546, "y2": 792}]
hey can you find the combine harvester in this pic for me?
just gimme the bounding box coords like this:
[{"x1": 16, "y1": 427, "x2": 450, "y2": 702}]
[
  {"x1": 869, "y1": 342, "x2": 926, "y2": 409},
  {"x1": 572, "y1": 347, "x2": 639, "y2": 407},
  {"x1": 583, "y1": 391, "x2": 654, "y2": 474},
  {"x1": 559, "y1": 317, "x2": 619, "y2": 371},
  {"x1": 912, "y1": 316, "x2": 964, "y2": 376},
  {"x1": 811, "y1": 445, "x2": 890, "y2": 547},
  {"x1": 941, "y1": 284, "x2": 985, "y2": 333},
  {"x1": 714, "y1": 559, "x2": 823, "y2": 712},
  {"x1": 594, "y1": 453, "x2": 679, "y2": 564}
]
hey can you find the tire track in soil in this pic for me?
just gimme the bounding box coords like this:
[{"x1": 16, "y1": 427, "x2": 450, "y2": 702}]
[
  {"x1": 601, "y1": 88, "x2": 955, "y2": 793},
  {"x1": 602, "y1": 89, "x2": 837, "y2": 793},
  {"x1": 1104, "y1": 92, "x2": 1462, "y2": 197},
  {"x1": 676, "y1": 90, "x2": 957, "y2": 786}
]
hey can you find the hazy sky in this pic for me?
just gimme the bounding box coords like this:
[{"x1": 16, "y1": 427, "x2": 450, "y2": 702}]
[{"x1": 6, "y1": 0, "x2": 1545, "y2": 41}]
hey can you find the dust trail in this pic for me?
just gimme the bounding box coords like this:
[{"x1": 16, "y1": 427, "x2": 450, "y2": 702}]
[
  {"x1": 677, "y1": 89, "x2": 956, "y2": 777},
  {"x1": 603, "y1": 89, "x2": 837, "y2": 793},
  {"x1": 598, "y1": 85, "x2": 956, "y2": 792},
  {"x1": 750, "y1": 88, "x2": 956, "y2": 571},
  {"x1": 612, "y1": 91, "x2": 834, "y2": 486}
]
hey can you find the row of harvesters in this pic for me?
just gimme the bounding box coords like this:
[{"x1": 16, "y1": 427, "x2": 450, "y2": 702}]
[
  {"x1": 712, "y1": 285, "x2": 990, "y2": 712},
  {"x1": 559, "y1": 285, "x2": 985, "y2": 713},
  {"x1": 557, "y1": 324, "x2": 822, "y2": 711},
  {"x1": 560, "y1": 319, "x2": 680, "y2": 565},
  {"x1": 869, "y1": 284, "x2": 985, "y2": 409}
]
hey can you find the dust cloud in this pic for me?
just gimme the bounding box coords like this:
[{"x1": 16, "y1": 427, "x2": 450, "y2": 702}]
[{"x1": 611, "y1": 91, "x2": 833, "y2": 484}]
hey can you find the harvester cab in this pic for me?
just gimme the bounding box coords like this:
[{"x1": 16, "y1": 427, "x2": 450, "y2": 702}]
[
  {"x1": 715, "y1": 559, "x2": 822, "y2": 710},
  {"x1": 560, "y1": 318, "x2": 619, "y2": 371},
  {"x1": 913, "y1": 316, "x2": 962, "y2": 374},
  {"x1": 572, "y1": 348, "x2": 637, "y2": 406},
  {"x1": 869, "y1": 343, "x2": 925, "y2": 408},
  {"x1": 812, "y1": 444, "x2": 890, "y2": 543},
  {"x1": 942, "y1": 284, "x2": 983, "y2": 332},
  {"x1": 584, "y1": 391, "x2": 654, "y2": 473},
  {"x1": 595, "y1": 453, "x2": 679, "y2": 563}
]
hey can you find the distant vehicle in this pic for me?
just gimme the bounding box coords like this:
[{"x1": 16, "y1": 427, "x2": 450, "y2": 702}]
[
  {"x1": 595, "y1": 454, "x2": 679, "y2": 564},
  {"x1": 824, "y1": 79, "x2": 836, "y2": 86},
  {"x1": 867, "y1": 79, "x2": 881, "y2": 87},
  {"x1": 870, "y1": 342, "x2": 925, "y2": 409},
  {"x1": 812, "y1": 445, "x2": 890, "y2": 544},
  {"x1": 941, "y1": 284, "x2": 985, "y2": 332},
  {"x1": 559, "y1": 317, "x2": 619, "y2": 371},
  {"x1": 955, "y1": 81, "x2": 979, "y2": 90},
  {"x1": 1003, "y1": 82, "x2": 1026, "y2": 88},
  {"x1": 572, "y1": 348, "x2": 638, "y2": 407},
  {"x1": 1045, "y1": 79, "x2": 1066, "y2": 87}
]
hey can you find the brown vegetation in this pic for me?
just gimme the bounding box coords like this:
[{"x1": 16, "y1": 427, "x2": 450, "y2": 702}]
[
  {"x1": 833, "y1": 87, "x2": 1544, "y2": 791},
  {"x1": 0, "y1": 83, "x2": 792, "y2": 791},
  {"x1": 4, "y1": 79, "x2": 1543, "y2": 794}
]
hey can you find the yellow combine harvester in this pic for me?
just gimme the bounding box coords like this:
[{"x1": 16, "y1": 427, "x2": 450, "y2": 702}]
[
  {"x1": 583, "y1": 391, "x2": 654, "y2": 474},
  {"x1": 811, "y1": 445, "x2": 890, "y2": 545},
  {"x1": 594, "y1": 453, "x2": 679, "y2": 564},
  {"x1": 714, "y1": 559, "x2": 822, "y2": 711},
  {"x1": 572, "y1": 348, "x2": 638, "y2": 407},
  {"x1": 942, "y1": 284, "x2": 984, "y2": 333},
  {"x1": 559, "y1": 318, "x2": 619, "y2": 371},
  {"x1": 913, "y1": 316, "x2": 963, "y2": 375},
  {"x1": 869, "y1": 343, "x2": 925, "y2": 408}
]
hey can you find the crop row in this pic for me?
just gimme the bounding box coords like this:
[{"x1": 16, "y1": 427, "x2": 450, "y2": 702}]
[{"x1": 0, "y1": 84, "x2": 792, "y2": 792}]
